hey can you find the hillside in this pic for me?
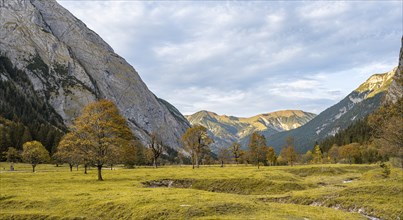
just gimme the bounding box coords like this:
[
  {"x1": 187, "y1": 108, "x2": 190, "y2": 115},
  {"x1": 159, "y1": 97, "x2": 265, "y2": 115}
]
[
  {"x1": 267, "y1": 67, "x2": 398, "y2": 153},
  {"x1": 186, "y1": 110, "x2": 316, "y2": 151},
  {"x1": 0, "y1": 0, "x2": 190, "y2": 154}
]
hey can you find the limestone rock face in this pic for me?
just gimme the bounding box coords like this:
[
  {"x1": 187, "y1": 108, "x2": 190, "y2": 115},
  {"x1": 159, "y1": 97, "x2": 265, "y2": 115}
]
[
  {"x1": 0, "y1": 0, "x2": 190, "y2": 149},
  {"x1": 385, "y1": 37, "x2": 403, "y2": 104}
]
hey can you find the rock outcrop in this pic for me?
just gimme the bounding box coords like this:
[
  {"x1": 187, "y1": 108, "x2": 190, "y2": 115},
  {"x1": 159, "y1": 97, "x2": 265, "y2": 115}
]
[
  {"x1": 385, "y1": 37, "x2": 403, "y2": 104},
  {"x1": 0, "y1": 0, "x2": 190, "y2": 149}
]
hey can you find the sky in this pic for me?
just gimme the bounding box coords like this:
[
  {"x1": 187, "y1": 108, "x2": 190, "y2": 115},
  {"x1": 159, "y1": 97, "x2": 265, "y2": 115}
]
[{"x1": 57, "y1": 0, "x2": 402, "y2": 117}]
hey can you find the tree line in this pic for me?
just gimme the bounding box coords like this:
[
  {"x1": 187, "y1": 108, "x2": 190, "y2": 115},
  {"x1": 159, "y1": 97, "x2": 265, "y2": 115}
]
[
  {"x1": 318, "y1": 96, "x2": 402, "y2": 167},
  {"x1": 3, "y1": 95, "x2": 401, "y2": 180},
  {"x1": 0, "y1": 55, "x2": 65, "y2": 157},
  {"x1": 3, "y1": 100, "x2": 190, "y2": 180},
  {"x1": 182, "y1": 97, "x2": 402, "y2": 168}
]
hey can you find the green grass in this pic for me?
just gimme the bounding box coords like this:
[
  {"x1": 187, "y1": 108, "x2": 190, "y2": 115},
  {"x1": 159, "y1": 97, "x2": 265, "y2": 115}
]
[{"x1": 0, "y1": 163, "x2": 401, "y2": 219}]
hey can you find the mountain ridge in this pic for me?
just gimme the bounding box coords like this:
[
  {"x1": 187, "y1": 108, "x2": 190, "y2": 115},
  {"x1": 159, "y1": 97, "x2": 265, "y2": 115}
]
[
  {"x1": 266, "y1": 67, "x2": 398, "y2": 153},
  {"x1": 186, "y1": 109, "x2": 316, "y2": 151}
]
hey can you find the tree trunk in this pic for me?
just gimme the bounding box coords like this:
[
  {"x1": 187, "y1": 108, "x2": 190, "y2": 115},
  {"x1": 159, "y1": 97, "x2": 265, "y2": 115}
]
[
  {"x1": 195, "y1": 154, "x2": 199, "y2": 168},
  {"x1": 32, "y1": 164, "x2": 36, "y2": 173},
  {"x1": 221, "y1": 160, "x2": 224, "y2": 168},
  {"x1": 69, "y1": 164, "x2": 73, "y2": 172},
  {"x1": 110, "y1": 164, "x2": 113, "y2": 170},
  {"x1": 97, "y1": 165, "x2": 103, "y2": 181},
  {"x1": 76, "y1": 165, "x2": 79, "y2": 171},
  {"x1": 10, "y1": 162, "x2": 14, "y2": 171},
  {"x1": 84, "y1": 164, "x2": 88, "y2": 174},
  {"x1": 153, "y1": 158, "x2": 157, "y2": 168}
]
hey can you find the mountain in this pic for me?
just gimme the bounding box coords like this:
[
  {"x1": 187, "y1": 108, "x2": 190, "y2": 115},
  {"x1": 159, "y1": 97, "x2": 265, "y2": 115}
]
[
  {"x1": 0, "y1": 0, "x2": 190, "y2": 152},
  {"x1": 385, "y1": 38, "x2": 403, "y2": 104},
  {"x1": 186, "y1": 110, "x2": 316, "y2": 151},
  {"x1": 266, "y1": 67, "x2": 398, "y2": 153}
]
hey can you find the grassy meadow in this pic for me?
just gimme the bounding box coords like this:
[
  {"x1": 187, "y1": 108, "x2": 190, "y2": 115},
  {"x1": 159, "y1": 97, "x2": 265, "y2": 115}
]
[{"x1": 0, "y1": 163, "x2": 402, "y2": 220}]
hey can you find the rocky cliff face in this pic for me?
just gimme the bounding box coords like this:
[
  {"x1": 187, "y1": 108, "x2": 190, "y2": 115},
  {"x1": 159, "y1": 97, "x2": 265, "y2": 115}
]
[
  {"x1": 0, "y1": 0, "x2": 190, "y2": 149},
  {"x1": 385, "y1": 37, "x2": 403, "y2": 104},
  {"x1": 267, "y1": 67, "x2": 398, "y2": 153},
  {"x1": 186, "y1": 110, "x2": 316, "y2": 151}
]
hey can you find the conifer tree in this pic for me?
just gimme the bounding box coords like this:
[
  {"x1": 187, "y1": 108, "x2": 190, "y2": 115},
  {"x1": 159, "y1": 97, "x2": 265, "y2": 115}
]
[
  {"x1": 312, "y1": 145, "x2": 323, "y2": 164},
  {"x1": 4, "y1": 147, "x2": 20, "y2": 171}
]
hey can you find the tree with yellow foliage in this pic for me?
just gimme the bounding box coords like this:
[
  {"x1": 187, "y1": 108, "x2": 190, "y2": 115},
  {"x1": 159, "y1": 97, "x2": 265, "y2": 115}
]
[
  {"x1": 248, "y1": 132, "x2": 267, "y2": 169},
  {"x1": 328, "y1": 145, "x2": 340, "y2": 164},
  {"x1": 181, "y1": 125, "x2": 213, "y2": 169},
  {"x1": 55, "y1": 133, "x2": 83, "y2": 172},
  {"x1": 339, "y1": 143, "x2": 361, "y2": 165},
  {"x1": 312, "y1": 145, "x2": 323, "y2": 164},
  {"x1": 266, "y1": 146, "x2": 277, "y2": 166},
  {"x1": 22, "y1": 141, "x2": 50, "y2": 172},
  {"x1": 368, "y1": 97, "x2": 403, "y2": 168},
  {"x1": 60, "y1": 100, "x2": 134, "y2": 180},
  {"x1": 280, "y1": 137, "x2": 298, "y2": 166}
]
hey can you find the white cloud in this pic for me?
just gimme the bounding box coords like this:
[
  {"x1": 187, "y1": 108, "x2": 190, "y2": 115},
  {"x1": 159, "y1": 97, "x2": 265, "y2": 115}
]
[
  {"x1": 287, "y1": 80, "x2": 321, "y2": 90},
  {"x1": 299, "y1": 2, "x2": 350, "y2": 19},
  {"x1": 57, "y1": 1, "x2": 401, "y2": 117}
]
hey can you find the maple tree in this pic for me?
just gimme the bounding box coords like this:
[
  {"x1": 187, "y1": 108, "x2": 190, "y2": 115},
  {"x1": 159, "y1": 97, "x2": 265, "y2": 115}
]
[
  {"x1": 60, "y1": 100, "x2": 134, "y2": 180},
  {"x1": 22, "y1": 141, "x2": 50, "y2": 172},
  {"x1": 149, "y1": 132, "x2": 164, "y2": 168},
  {"x1": 181, "y1": 125, "x2": 213, "y2": 169}
]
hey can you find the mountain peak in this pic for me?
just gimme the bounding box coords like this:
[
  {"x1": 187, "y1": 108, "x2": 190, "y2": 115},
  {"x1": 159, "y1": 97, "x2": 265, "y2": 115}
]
[
  {"x1": 258, "y1": 110, "x2": 312, "y2": 118},
  {"x1": 194, "y1": 110, "x2": 218, "y2": 116},
  {"x1": 355, "y1": 67, "x2": 397, "y2": 98}
]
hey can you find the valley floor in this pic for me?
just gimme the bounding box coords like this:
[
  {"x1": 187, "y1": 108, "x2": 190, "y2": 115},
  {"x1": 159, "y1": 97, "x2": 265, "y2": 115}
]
[{"x1": 0, "y1": 163, "x2": 402, "y2": 220}]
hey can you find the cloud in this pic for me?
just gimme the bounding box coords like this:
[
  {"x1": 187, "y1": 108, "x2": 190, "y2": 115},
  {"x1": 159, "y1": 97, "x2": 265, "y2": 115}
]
[
  {"x1": 57, "y1": 1, "x2": 401, "y2": 117},
  {"x1": 285, "y1": 80, "x2": 321, "y2": 90},
  {"x1": 299, "y1": 2, "x2": 350, "y2": 19}
]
